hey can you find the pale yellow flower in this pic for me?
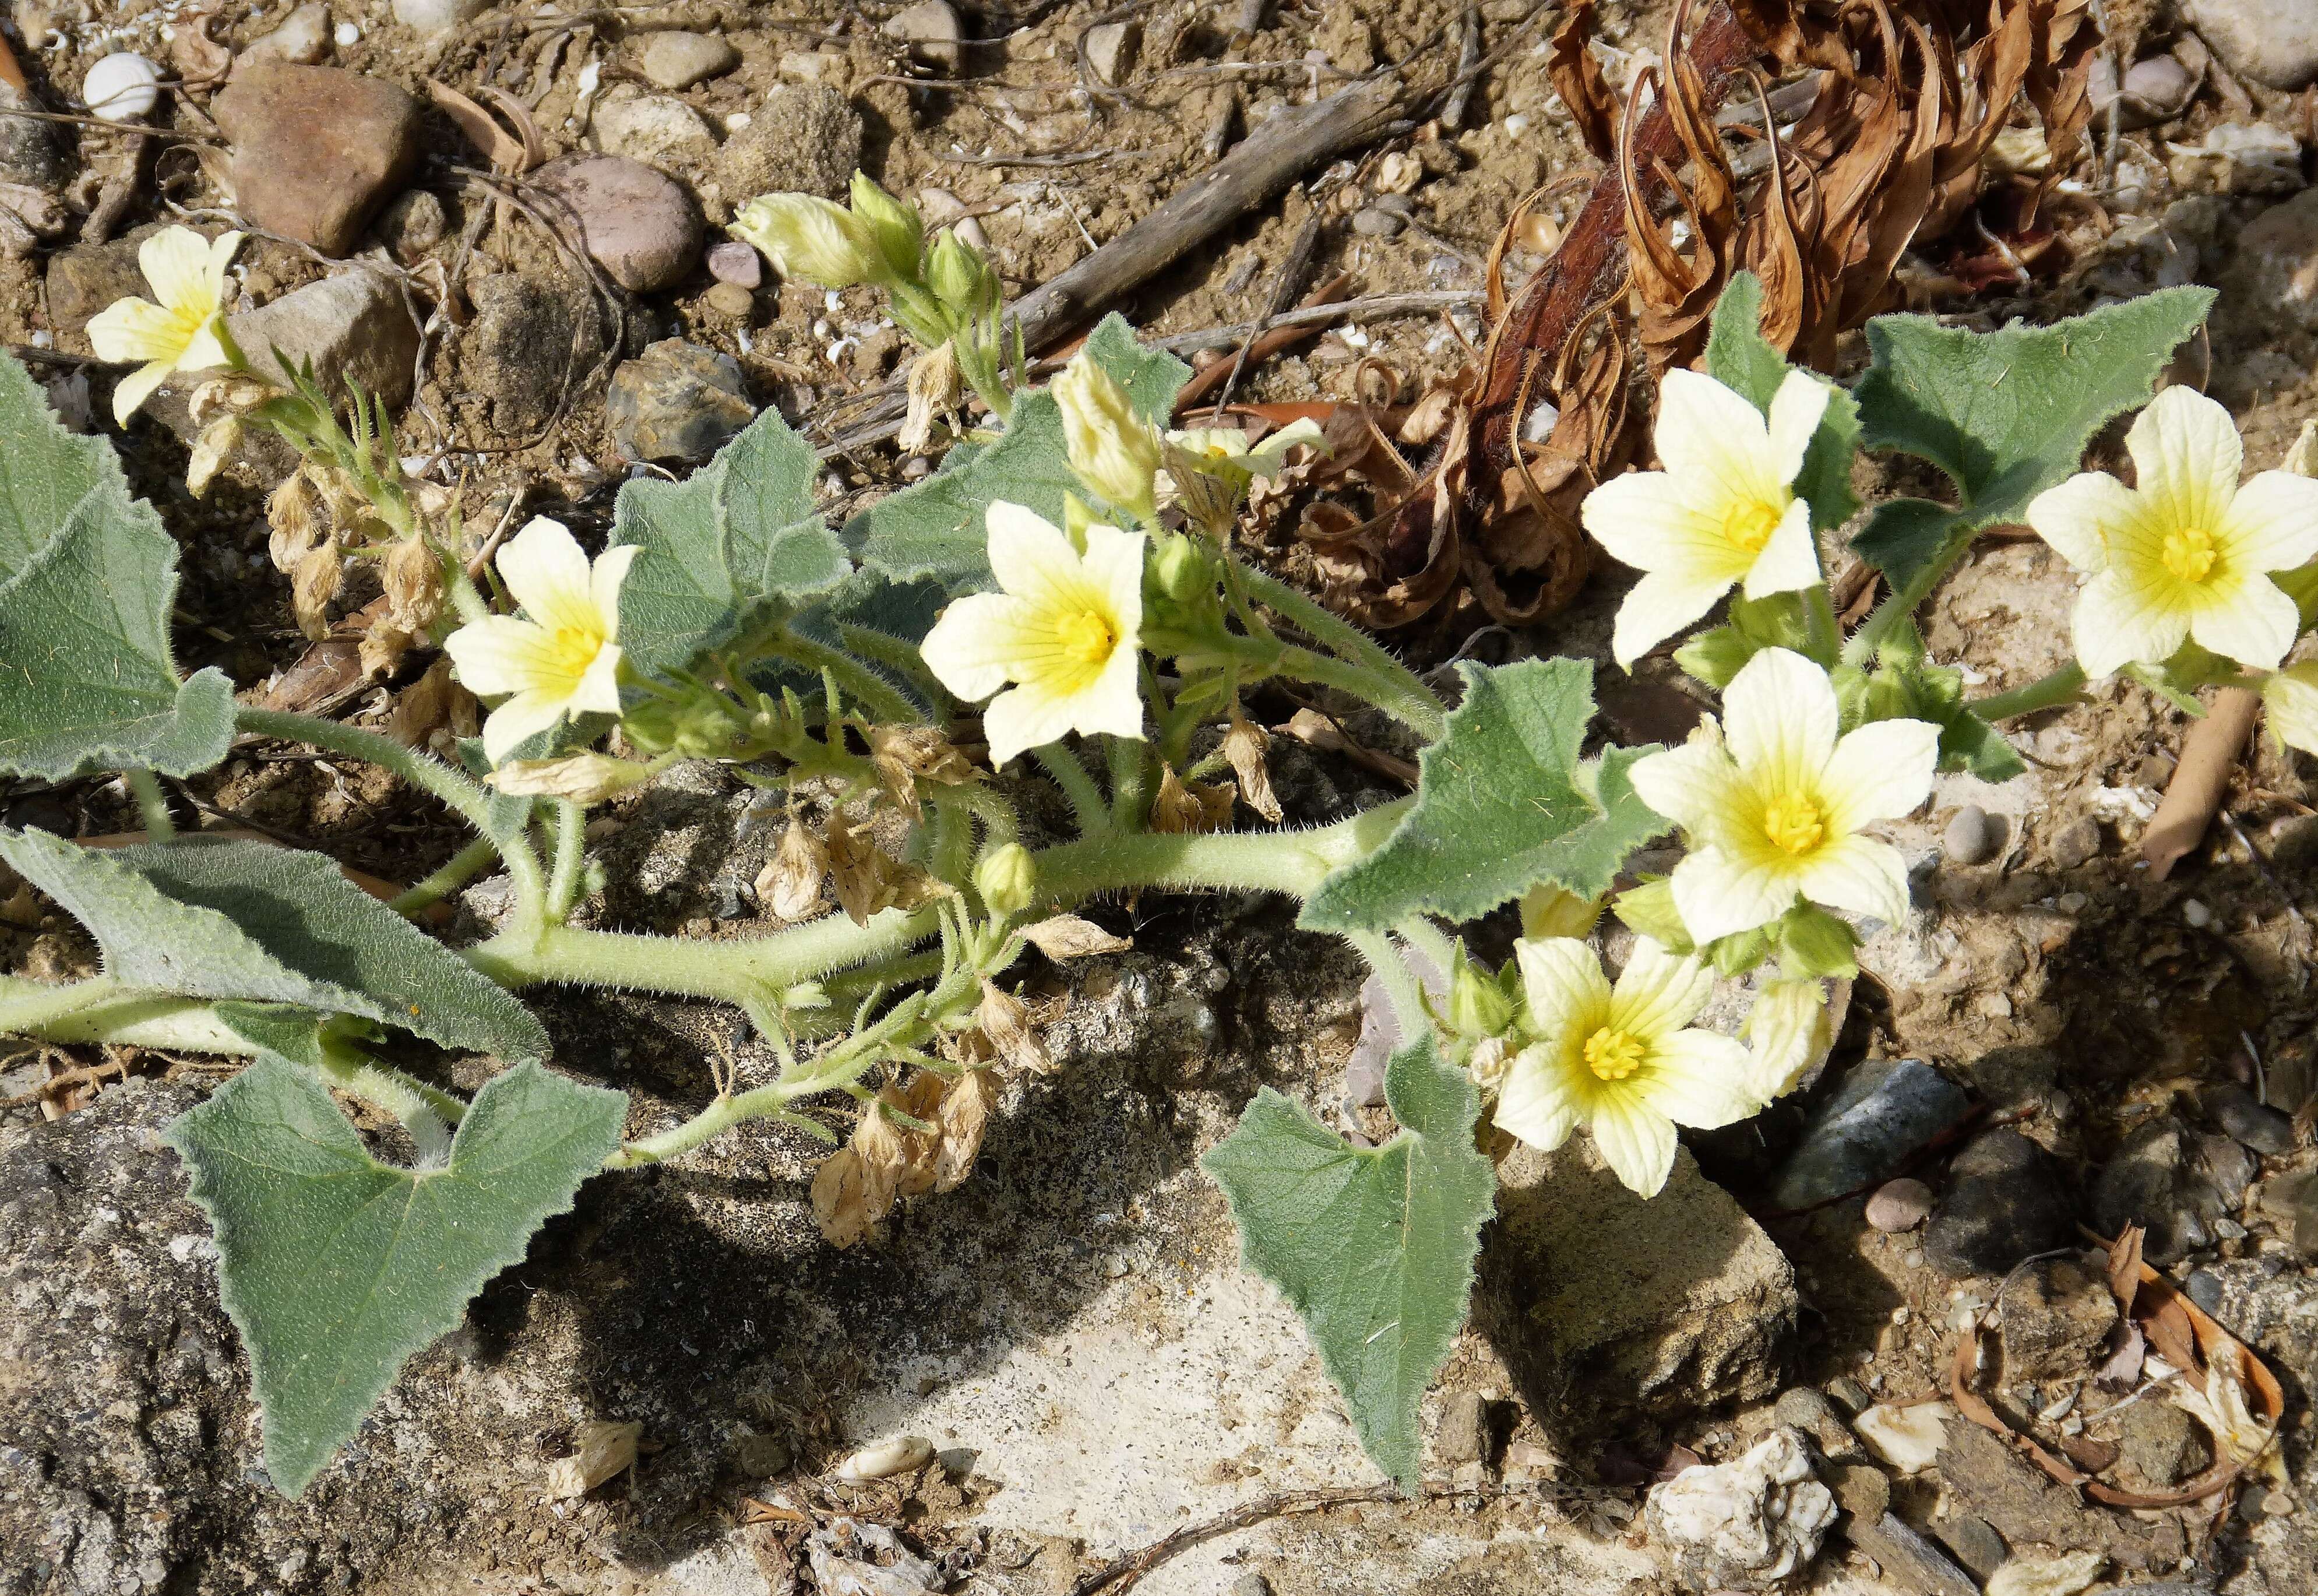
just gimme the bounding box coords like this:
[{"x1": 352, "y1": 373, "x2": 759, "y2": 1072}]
[
  {"x1": 1164, "y1": 417, "x2": 1326, "y2": 482},
  {"x1": 920, "y1": 502, "x2": 1146, "y2": 765},
  {"x1": 1630, "y1": 648, "x2": 1939, "y2": 946},
  {"x1": 86, "y1": 226, "x2": 243, "y2": 424},
  {"x1": 1054, "y1": 351, "x2": 1163, "y2": 522},
  {"x1": 1496, "y1": 936, "x2": 1754, "y2": 1198},
  {"x1": 1582, "y1": 368, "x2": 1832, "y2": 667},
  {"x1": 1741, "y1": 977, "x2": 1833, "y2": 1106},
  {"x1": 729, "y1": 193, "x2": 889, "y2": 287},
  {"x1": 2027, "y1": 386, "x2": 2318, "y2": 677},
  {"x1": 443, "y1": 517, "x2": 637, "y2": 762},
  {"x1": 2263, "y1": 661, "x2": 2318, "y2": 756}
]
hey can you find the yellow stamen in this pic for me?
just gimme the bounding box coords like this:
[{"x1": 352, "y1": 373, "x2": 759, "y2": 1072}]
[
  {"x1": 1723, "y1": 496, "x2": 1785, "y2": 555},
  {"x1": 1762, "y1": 792, "x2": 1824, "y2": 856},
  {"x1": 1056, "y1": 609, "x2": 1115, "y2": 666},
  {"x1": 2161, "y1": 524, "x2": 2218, "y2": 584},
  {"x1": 1582, "y1": 1026, "x2": 1646, "y2": 1082}
]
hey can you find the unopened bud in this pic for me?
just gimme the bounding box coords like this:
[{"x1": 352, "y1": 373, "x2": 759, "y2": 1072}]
[
  {"x1": 849, "y1": 171, "x2": 924, "y2": 281},
  {"x1": 973, "y1": 843, "x2": 1037, "y2": 917},
  {"x1": 730, "y1": 192, "x2": 889, "y2": 288},
  {"x1": 1519, "y1": 883, "x2": 1604, "y2": 941},
  {"x1": 618, "y1": 689, "x2": 743, "y2": 759},
  {"x1": 488, "y1": 752, "x2": 650, "y2": 804},
  {"x1": 756, "y1": 818, "x2": 829, "y2": 921},
  {"x1": 978, "y1": 980, "x2": 1053, "y2": 1073},
  {"x1": 1054, "y1": 350, "x2": 1162, "y2": 521},
  {"x1": 926, "y1": 227, "x2": 994, "y2": 317},
  {"x1": 1446, "y1": 950, "x2": 1514, "y2": 1038},
  {"x1": 1149, "y1": 531, "x2": 1213, "y2": 604},
  {"x1": 1222, "y1": 711, "x2": 1281, "y2": 823},
  {"x1": 2288, "y1": 421, "x2": 2318, "y2": 478}
]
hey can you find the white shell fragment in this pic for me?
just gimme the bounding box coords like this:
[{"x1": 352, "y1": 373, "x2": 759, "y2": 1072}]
[
  {"x1": 83, "y1": 52, "x2": 163, "y2": 124},
  {"x1": 835, "y1": 1433, "x2": 933, "y2": 1481},
  {"x1": 1852, "y1": 1401, "x2": 1950, "y2": 1472}
]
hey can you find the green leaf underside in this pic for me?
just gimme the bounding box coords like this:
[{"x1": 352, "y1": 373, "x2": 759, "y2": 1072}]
[
  {"x1": 1299, "y1": 659, "x2": 1668, "y2": 933},
  {"x1": 1202, "y1": 1035, "x2": 1494, "y2": 1488},
  {"x1": 611, "y1": 405, "x2": 853, "y2": 677},
  {"x1": 1704, "y1": 273, "x2": 1861, "y2": 533},
  {"x1": 1849, "y1": 287, "x2": 2214, "y2": 591},
  {"x1": 0, "y1": 831, "x2": 547, "y2": 1058},
  {"x1": 165, "y1": 1058, "x2": 625, "y2": 1495},
  {"x1": 851, "y1": 314, "x2": 1191, "y2": 592},
  {"x1": 0, "y1": 351, "x2": 235, "y2": 778}
]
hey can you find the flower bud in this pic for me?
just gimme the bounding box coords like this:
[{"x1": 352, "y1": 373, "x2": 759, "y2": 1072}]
[
  {"x1": 730, "y1": 193, "x2": 889, "y2": 288},
  {"x1": 973, "y1": 842, "x2": 1037, "y2": 917},
  {"x1": 756, "y1": 817, "x2": 829, "y2": 921},
  {"x1": 926, "y1": 227, "x2": 995, "y2": 318},
  {"x1": 1774, "y1": 904, "x2": 1859, "y2": 979},
  {"x1": 1519, "y1": 883, "x2": 1604, "y2": 941},
  {"x1": 618, "y1": 688, "x2": 743, "y2": 759},
  {"x1": 2287, "y1": 420, "x2": 2318, "y2": 478},
  {"x1": 1148, "y1": 531, "x2": 1213, "y2": 603},
  {"x1": 488, "y1": 753, "x2": 650, "y2": 804},
  {"x1": 2264, "y1": 662, "x2": 2318, "y2": 757},
  {"x1": 1446, "y1": 948, "x2": 1514, "y2": 1038},
  {"x1": 1611, "y1": 876, "x2": 1693, "y2": 954},
  {"x1": 848, "y1": 171, "x2": 924, "y2": 281},
  {"x1": 1054, "y1": 350, "x2": 1162, "y2": 521}
]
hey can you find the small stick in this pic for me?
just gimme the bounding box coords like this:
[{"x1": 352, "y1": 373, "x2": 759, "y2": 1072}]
[
  {"x1": 1176, "y1": 270, "x2": 1351, "y2": 415},
  {"x1": 932, "y1": 147, "x2": 1159, "y2": 168},
  {"x1": 1210, "y1": 211, "x2": 1324, "y2": 415},
  {"x1": 1153, "y1": 289, "x2": 1481, "y2": 351},
  {"x1": 1442, "y1": 6, "x2": 1484, "y2": 129},
  {"x1": 2143, "y1": 686, "x2": 2261, "y2": 880}
]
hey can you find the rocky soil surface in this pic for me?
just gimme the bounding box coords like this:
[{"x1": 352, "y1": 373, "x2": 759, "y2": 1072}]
[{"x1": 7, "y1": 1, "x2": 2318, "y2": 1594}]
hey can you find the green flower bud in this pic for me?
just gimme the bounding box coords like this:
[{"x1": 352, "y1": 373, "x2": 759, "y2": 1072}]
[
  {"x1": 1446, "y1": 948, "x2": 1513, "y2": 1038},
  {"x1": 1611, "y1": 876, "x2": 1693, "y2": 954},
  {"x1": 619, "y1": 689, "x2": 743, "y2": 759},
  {"x1": 1708, "y1": 922, "x2": 1774, "y2": 977},
  {"x1": 974, "y1": 843, "x2": 1037, "y2": 917},
  {"x1": 1149, "y1": 531, "x2": 1212, "y2": 604},
  {"x1": 730, "y1": 193, "x2": 888, "y2": 288},
  {"x1": 849, "y1": 172, "x2": 924, "y2": 281},
  {"x1": 1774, "y1": 904, "x2": 1860, "y2": 979},
  {"x1": 1672, "y1": 625, "x2": 1756, "y2": 691},
  {"x1": 926, "y1": 227, "x2": 991, "y2": 316}
]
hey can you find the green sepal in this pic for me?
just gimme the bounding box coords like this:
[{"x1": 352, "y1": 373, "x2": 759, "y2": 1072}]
[
  {"x1": 1612, "y1": 876, "x2": 1693, "y2": 956},
  {"x1": 1774, "y1": 904, "x2": 1859, "y2": 980}
]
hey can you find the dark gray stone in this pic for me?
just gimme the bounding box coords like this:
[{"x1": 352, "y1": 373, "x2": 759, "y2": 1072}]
[
  {"x1": 2113, "y1": 1398, "x2": 2210, "y2": 1489},
  {"x1": 1998, "y1": 1256, "x2": 2118, "y2": 1381},
  {"x1": 606, "y1": 338, "x2": 755, "y2": 463},
  {"x1": 2090, "y1": 1117, "x2": 2257, "y2": 1266},
  {"x1": 1774, "y1": 1387, "x2": 1863, "y2": 1463},
  {"x1": 717, "y1": 84, "x2": 863, "y2": 202},
  {"x1": 1931, "y1": 1513, "x2": 2008, "y2": 1581},
  {"x1": 0, "y1": 82, "x2": 75, "y2": 189},
  {"x1": 2201, "y1": 1083, "x2": 2296, "y2": 1157},
  {"x1": 1923, "y1": 1129, "x2": 2076, "y2": 1279},
  {"x1": 2048, "y1": 815, "x2": 2101, "y2": 870},
  {"x1": 462, "y1": 274, "x2": 598, "y2": 437},
  {"x1": 1767, "y1": 1059, "x2": 1971, "y2": 1210}
]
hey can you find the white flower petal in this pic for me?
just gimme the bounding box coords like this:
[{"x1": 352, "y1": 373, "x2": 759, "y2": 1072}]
[
  {"x1": 1637, "y1": 1028, "x2": 1757, "y2": 1130},
  {"x1": 1763, "y1": 369, "x2": 1831, "y2": 488},
  {"x1": 920, "y1": 592, "x2": 1037, "y2": 703},
  {"x1": 1583, "y1": 471, "x2": 1749, "y2": 576},
  {"x1": 2026, "y1": 471, "x2": 2141, "y2": 573},
  {"x1": 569, "y1": 639, "x2": 625, "y2": 717},
  {"x1": 443, "y1": 615, "x2": 564, "y2": 699},
  {"x1": 1723, "y1": 647, "x2": 1838, "y2": 790},
  {"x1": 108, "y1": 360, "x2": 171, "y2": 426},
  {"x1": 2072, "y1": 569, "x2": 2190, "y2": 678},
  {"x1": 2127, "y1": 386, "x2": 2242, "y2": 538},
  {"x1": 1514, "y1": 937, "x2": 1614, "y2": 1035},
  {"x1": 1654, "y1": 368, "x2": 1778, "y2": 501},
  {"x1": 1584, "y1": 1091, "x2": 1678, "y2": 1198},
  {"x1": 1738, "y1": 495, "x2": 1822, "y2": 600},
  {"x1": 496, "y1": 518, "x2": 600, "y2": 636},
  {"x1": 2264, "y1": 663, "x2": 2318, "y2": 756},
  {"x1": 1495, "y1": 1043, "x2": 1584, "y2": 1153},
  {"x1": 1668, "y1": 846, "x2": 1798, "y2": 945},
  {"x1": 2218, "y1": 471, "x2": 2318, "y2": 573},
  {"x1": 1613, "y1": 567, "x2": 1738, "y2": 668},
  {"x1": 1607, "y1": 938, "x2": 1715, "y2": 1040},
  {"x1": 86, "y1": 298, "x2": 187, "y2": 367},
  {"x1": 1795, "y1": 833, "x2": 1912, "y2": 928},
  {"x1": 1742, "y1": 978, "x2": 1832, "y2": 1104},
  {"x1": 1818, "y1": 717, "x2": 1940, "y2": 830},
  {"x1": 1629, "y1": 736, "x2": 1747, "y2": 840},
  {"x1": 1079, "y1": 521, "x2": 1147, "y2": 649},
  {"x1": 591, "y1": 542, "x2": 640, "y2": 636},
  {"x1": 1066, "y1": 637, "x2": 1149, "y2": 744},
  {"x1": 2185, "y1": 568, "x2": 2301, "y2": 672},
  {"x1": 987, "y1": 500, "x2": 1096, "y2": 612},
  {"x1": 981, "y1": 679, "x2": 1086, "y2": 766},
  {"x1": 480, "y1": 687, "x2": 574, "y2": 763},
  {"x1": 139, "y1": 226, "x2": 221, "y2": 313}
]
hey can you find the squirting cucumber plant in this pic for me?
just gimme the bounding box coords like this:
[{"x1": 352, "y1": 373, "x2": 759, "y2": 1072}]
[{"x1": 5, "y1": 173, "x2": 2294, "y2": 1496}]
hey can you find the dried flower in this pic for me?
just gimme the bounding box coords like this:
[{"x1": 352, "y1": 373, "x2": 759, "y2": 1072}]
[
  {"x1": 381, "y1": 535, "x2": 446, "y2": 637},
  {"x1": 1149, "y1": 764, "x2": 1235, "y2": 834},
  {"x1": 757, "y1": 817, "x2": 829, "y2": 922},
  {"x1": 933, "y1": 1067, "x2": 995, "y2": 1192},
  {"x1": 1222, "y1": 710, "x2": 1281, "y2": 822},
  {"x1": 185, "y1": 416, "x2": 240, "y2": 498},
  {"x1": 1016, "y1": 913, "x2": 1130, "y2": 960},
  {"x1": 487, "y1": 752, "x2": 650, "y2": 804},
  {"x1": 898, "y1": 340, "x2": 963, "y2": 454},
  {"x1": 290, "y1": 534, "x2": 342, "y2": 641},
  {"x1": 978, "y1": 980, "x2": 1052, "y2": 1073},
  {"x1": 544, "y1": 1419, "x2": 642, "y2": 1500},
  {"x1": 866, "y1": 723, "x2": 977, "y2": 816},
  {"x1": 811, "y1": 1147, "x2": 886, "y2": 1248}
]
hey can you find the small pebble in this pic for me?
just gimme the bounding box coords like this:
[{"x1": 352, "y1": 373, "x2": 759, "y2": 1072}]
[
  {"x1": 1942, "y1": 804, "x2": 2003, "y2": 866},
  {"x1": 1351, "y1": 207, "x2": 1405, "y2": 238},
  {"x1": 334, "y1": 21, "x2": 361, "y2": 47},
  {"x1": 836, "y1": 1435, "x2": 933, "y2": 1481},
  {"x1": 2048, "y1": 815, "x2": 2101, "y2": 871},
  {"x1": 1865, "y1": 1177, "x2": 1934, "y2": 1232},
  {"x1": 707, "y1": 239, "x2": 763, "y2": 288},
  {"x1": 703, "y1": 281, "x2": 754, "y2": 318},
  {"x1": 2182, "y1": 898, "x2": 2212, "y2": 928},
  {"x1": 885, "y1": 0, "x2": 966, "y2": 73},
  {"x1": 639, "y1": 31, "x2": 741, "y2": 91},
  {"x1": 82, "y1": 53, "x2": 161, "y2": 122}
]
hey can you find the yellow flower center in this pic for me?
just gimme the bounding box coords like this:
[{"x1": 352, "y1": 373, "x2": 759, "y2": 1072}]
[
  {"x1": 544, "y1": 624, "x2": 607, "y2": 684},
  {"x1": 1762, "y1": 792, "x2": 1825, "y2": 856},
  {"x1": 1582, "y1": 1027, "x2": 1646, "y2": 1082},
  {"x1": 1056, "y1": 608, "x2": 1116, "y2": 667},
  {"x1": 1723, "y1": 496, "x2": 1787, "y2": 556},
  {"x1": 2161, "y1": 524, "x2": 2218, "y2": 584}
]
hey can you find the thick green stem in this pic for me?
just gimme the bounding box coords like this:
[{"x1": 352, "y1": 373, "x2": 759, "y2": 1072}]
[
  {"x1": 1972, "y1": 663, "x2": 2088, "y2": 722},
  {"x1": 773, "y1": 624, "x2": 920, "y2": 724},
  {"x1": 547, "y1": 799, "x2": 587, "y2": 919},
  {"x1": 1038, "y1": 745, "x2": 1111, "y2": 834},
  {"x1": 124, "y1": 770, "x2": 175, "y2": 840},
  {"x1": 1107, "y1": 734, "x2": 1150, "y2": 829},
  {"x1": 467, "y1": 904, "x2": 942, "y2": 1003},
  {"x1": 236, "y1": 707, "x2": 545, "y2": 928},
  {"x1": 1237, "y1": 564, "x2": 1447, "y2": 739},
  {"x1": 390, "y1": 836, "x2": 499, "y2": 915},
  {"x1": 0, "y1": 977, "x2": 253, "y2": 1053}
]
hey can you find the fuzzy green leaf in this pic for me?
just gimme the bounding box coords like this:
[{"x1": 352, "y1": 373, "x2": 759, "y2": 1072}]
[
  {"x1": 611, "y1": 406, "x2": 852, "y2": 677},
  {"x1": 0, "y1": 351, "x2": 235, "y2": 778},
  {"x1": 1202, "y1": 1035, "x2": 1494, "y2": 1488},
  {"x1": 1850, "y1": 288, "x2": 2213, "y2": 593},
  {"x1": 0, "y1": 831, "x2": 547, "y2": 1058},
  {"x1": 165, "y1": 1057, "x2": 624, "y2": 1495},
  {"x1": 851, "y1": 314, "x2": 1189, "y2": 592},
  {"x1": 1300, "y1": 658, "x2": 1668, "y2": 933},
  {"x1": 1704, "y1": 273, "x2": 1860, "y2": 533}
]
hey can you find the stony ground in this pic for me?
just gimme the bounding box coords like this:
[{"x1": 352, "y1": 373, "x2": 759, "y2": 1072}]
[{"x1": 8, "y1": 1, "x2": 2318, "y2": 1594}]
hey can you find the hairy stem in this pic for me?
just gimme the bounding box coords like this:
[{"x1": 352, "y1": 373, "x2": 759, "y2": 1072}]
[
  {"x1": 1236, "y1": 564, "x2": 1446, "y2": 739},
  {"x1": 124, "y1": 770, "x2": 175, "y2": 840},
  {"x1": 773, "y1": 623, "x2": 920, "y2": 724},
  {"x1": 1038, "y1": 744, "x2": 1111, "y2": 834},
  {"x1": 389, "y1": 836, "x2": 499, "y2": 915},
  {"x1": 547, "y1": 799, "x2": 587, "y2": 920},
  {"x1": 0, "y1": 977, "x2": 253, "y2": 1053},
  {"x1": 1972, "y1": 662, "x2": 2088, "y2": 722}
]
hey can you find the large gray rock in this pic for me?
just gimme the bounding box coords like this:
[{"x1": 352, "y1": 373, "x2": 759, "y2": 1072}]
[
  {"x1": 1767, "y1": 1057, "x2": 1971, "y2": 1211},
  {"x1": 224, "y1": 267, "x2": 422, "y2": 408},
  {"x1": 637, "y1": 31, "x2": 740, "y2": 91},
  {"x1": 605, "y1": 337, "x2": 755, "y2": 462},
  {"x1": 1478, "y1": 1139, "x2": 1797, "y2": 1439},
  {"x1": 591, "y1": 85, "x2": 719, "y2": 171},
  {"x1": 2185, "y1": 0, "x2": 2318, "y2": 89},
  {"x1": 2088, "y1": 1116, "x2": 2257, "y2": 1266},
  {"x1": 0, "y1": 81, "x2": 74, "y2": 189}
]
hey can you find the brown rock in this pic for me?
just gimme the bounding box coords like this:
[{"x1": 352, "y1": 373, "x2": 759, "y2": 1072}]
[
  {"x1": 214, "y1": 65, "x2": 423, "y2": 255},
  {"x1": 530, "y1": 152, "x2": 703, "y2": 294},
  {"x1": 1997, "y1": 1256, "x2": 2118, "y2": 1382},
  {"x1": 1936, "y1": 1421, "x2": 2186, "y2": 1571}
]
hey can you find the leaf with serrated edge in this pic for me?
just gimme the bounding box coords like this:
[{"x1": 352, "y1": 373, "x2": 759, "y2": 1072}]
[
  {"x1": 1850, "y1": 287, "x2": 2213, "y2": 591},
  {"x1": 610, "y1": 406, "x2": 851, "y2": 677},
  {"x1": 851, "y1": 314, "x2": 1190, "y2": 592},
  {"x1": 1202, "y1": 1034, "x2": 1494, "y2": 1486},
  {"x1": 1704, "y1": 273, "x2": 1859, "y2": 533},
  {"x1": 1300, "y1": 658, "x2": 1668, "y2": 933},
  {"x1": 0, "y1": 352, "x2": 235, "y2": 778},
  {"x1": 0, "y1": 831, "x2": 547, "y2": 1058},
  {"x1": 165, "y1": 1058, "x2": 625, "y2": 1495}
]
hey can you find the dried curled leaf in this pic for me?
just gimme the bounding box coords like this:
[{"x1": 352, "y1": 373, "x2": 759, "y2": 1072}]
[
  {"x1": 978, "y1": 980, "x2": 1052, "y2": 1074},
  {"x1": 811, "y1": 1147, "x2": 884, "y2": 1248},
  {"x1": 1548, "y1": 0, "x2": 1620, "y2": 161},
  {"x1": 932, "y1": 1069, "x2": 995, "y2": 1192},
  {"x1": 1224, "y1": 711, "x2": 1282, "y2": 823},
  {"x1": 1150, "y1": 765, "x2": 1236, "y2": 835},
  {"x1": 1017, "y1": 914, "x2": 1133, "y2": 960}
]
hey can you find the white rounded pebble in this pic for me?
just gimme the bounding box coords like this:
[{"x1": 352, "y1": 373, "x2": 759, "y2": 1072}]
[
  {"x1": 83, "y1": 52, "x2": 161, "y2": 123},
  {"x1": 2182, "y1": 898, "x2": 2213, "y2": 928},
  {"x1": 336, "y1": 22, "x2": 361, "y2": 45},
  {"x1": 836, "y1": 1435, "x2": 933, "y2": 1481}
]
